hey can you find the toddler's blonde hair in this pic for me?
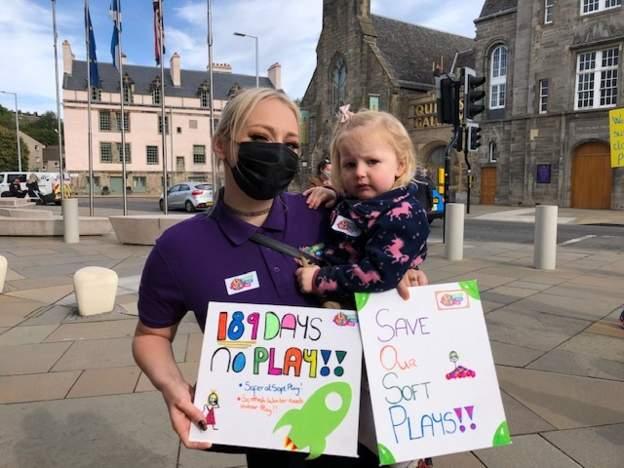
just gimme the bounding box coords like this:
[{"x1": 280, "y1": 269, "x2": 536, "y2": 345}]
[{"x1": 329, "y1": 110, "x2": 417, "y2": 194}]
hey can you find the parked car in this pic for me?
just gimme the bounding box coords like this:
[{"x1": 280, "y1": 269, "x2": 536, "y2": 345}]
[
  {"x1": 159, "y1": 182, "x2": 213, "y2": 212},
  {"x1": 428, "y1": 188, "x2": 445, "y2": 223}
]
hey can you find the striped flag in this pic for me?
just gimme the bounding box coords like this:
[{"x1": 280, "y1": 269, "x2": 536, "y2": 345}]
[
  {"x1": 153, "y1": 0, "x2": 165, "y2": 65},
  {"x1": 110, "y1": 0, "x2": 122, "y2": 69},
  {"x1": 85, "y1": 3, "x2": 100, "y2": 86}
]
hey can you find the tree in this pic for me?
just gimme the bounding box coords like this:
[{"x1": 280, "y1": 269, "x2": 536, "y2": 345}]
[
  {"x1": 0, "y1": 126, "x2": 29, "y2": 171},
  {"x1": 21, "y1": 111, "x2": 63, "y2": 146}
]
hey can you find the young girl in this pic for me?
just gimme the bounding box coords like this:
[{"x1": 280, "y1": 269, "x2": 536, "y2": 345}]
[{"x1": 296, "y1": 106, "x2": 429, "y2": 300}]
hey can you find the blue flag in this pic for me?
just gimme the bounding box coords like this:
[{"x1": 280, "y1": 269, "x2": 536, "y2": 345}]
[
  {"x1": 110, "y1": 0, "x2": 122, "y2": 69},
  {"x1": 85, "y1": 5, "x2": 100, "y2": 86}
]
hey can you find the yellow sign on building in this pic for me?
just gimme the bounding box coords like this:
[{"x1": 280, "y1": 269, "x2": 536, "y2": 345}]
[{"x1": 609, "y1": 108, "x2": 624, "y2": 168}]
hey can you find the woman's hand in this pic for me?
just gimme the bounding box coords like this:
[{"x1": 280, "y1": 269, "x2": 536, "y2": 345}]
[
  {"x1": 396, "y1": 268, "x2": 429, "y2": 300},
  {"x1": 303, "y1": 187, "x2": 337, "y2": 209},
  {"x1": 296, "y1": 265, "x2": 321, "y2": 293},
  {"x1": 161, "y1": 379, "x2": 213, "y2": 450}
]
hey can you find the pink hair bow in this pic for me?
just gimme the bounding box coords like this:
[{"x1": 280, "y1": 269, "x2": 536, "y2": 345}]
[{"x1": 338, "y1": 104, "x2": 354, "y2": 123}]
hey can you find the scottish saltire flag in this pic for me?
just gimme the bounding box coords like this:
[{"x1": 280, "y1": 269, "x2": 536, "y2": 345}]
[
  {"x1": 110, "y1": 0, "x2": 122, "y2": 69},
  {"x1": 153, "y1": 0, "x2": 165, "y2": 65},
  {"x1": 85, "y1": 4, "x2": 100, "y2": 86}
]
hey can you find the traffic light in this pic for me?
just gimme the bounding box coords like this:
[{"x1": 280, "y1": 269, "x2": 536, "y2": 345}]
[
  {"x1": 436, "y1": 74, "x2": 460, "y2": 127},
  {"x1": 466, "y1": 122, "x2": 482, "y2": 152},
  {"x1": 463, "y1": 67, "x2": 486, "y2": 122}
]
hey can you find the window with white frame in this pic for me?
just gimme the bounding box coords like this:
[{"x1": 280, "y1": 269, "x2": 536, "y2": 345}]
[
  {"x1": 158, "y1": 115, "x2": 169, "y2": 134},
  {"x1": 99, "y1": 111, "x2": 111, "y2": 131},
  {"x1": 488, "y1": 141, "x2": 497, "y2": 163},
  {"x1": 100, "y1": 142, "x2": 112, "y2": 163},
  {"x1": 581, "y1": 0, "x2": 621, "y2": 14},
  {"x1": 152, "y1": 86, "x2": 161, "y2": 105},
  {"x1": 575, "y1": 47, "x2": 619, "y2": 109},
  {"x1": 114, "y1": 143, "x2": 131, "y2": 163},
  {"x1": 114, "y1": 111, "x2": 130, "y2": 132},
  {"x1": 193, "y1": 145, "x2": 206, "y2": 164},
  {"x1": 539, "y1": 79, "x2": 549, "y2": 113},
  {"x1": 146, "y1": 145, "x2": 159, "y2": 165},
  {"x1": 200, "y1": 89, "x2": 209, "y2": 108},
  {"x1": 91, "y1": 87, "x2": 101, "y2": 102},
  {"x1": 489, "y1": 45, "x2": 508, "y2": 109},
  {"x1": 545, "y1": 0, "x2": 554, "y2": 23}
]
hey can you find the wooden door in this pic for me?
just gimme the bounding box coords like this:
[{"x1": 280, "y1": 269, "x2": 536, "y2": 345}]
[
  {"x1": 571, "y1": 143, "x2": 611, "y2": 209},
  {"x1": 480, "y1": 167, "x2": 497, "y2": 204}
]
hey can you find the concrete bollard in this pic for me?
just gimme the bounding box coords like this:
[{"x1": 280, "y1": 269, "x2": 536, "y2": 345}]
[
  {"x1": 63, "y1": 198, "x2": 79, "y2": 244},
  {"x1": 445, "y1": 203, "x2": 465, "y2": 261},
  {"x1": 0, "y1": 255, "x2": 7, "y2": 293},
  {"x1": 533, "y1": 205, "x2": 558, "y2": 270}
]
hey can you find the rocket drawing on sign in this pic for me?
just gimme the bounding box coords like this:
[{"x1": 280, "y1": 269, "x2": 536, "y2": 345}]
[
  {"x1": 445, "y1": 350, "x2": 476, "y2": 380},
  {"x1": 273, "y1": 382, "x2": 352, "y2": 459}
]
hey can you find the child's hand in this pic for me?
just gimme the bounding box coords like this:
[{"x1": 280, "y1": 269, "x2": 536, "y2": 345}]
[
  {"x1": 303, "y1": 187, "x2": 337, "y2": 209},
  {"x1": 397, "y1": 269, "x2": 429, "y2": 300},
  {"x1": 296, "y1": 265, "x2": 320, "y2": 293}
]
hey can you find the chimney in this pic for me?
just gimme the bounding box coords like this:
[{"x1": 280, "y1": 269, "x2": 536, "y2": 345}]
[
  {"x1": 170, "y1": 52, "x2": 181, "y2": 87},
  {"x1": 212, "y1": 63, "x2": 232, "y2": 73},
  {"x1": 62, "y1": 40, "x2": 74, "y2": 75},
  {"x1": 268, "y1": 62, "x2": 282, "y2": 90}
]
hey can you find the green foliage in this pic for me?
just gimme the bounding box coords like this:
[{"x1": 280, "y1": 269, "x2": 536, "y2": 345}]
[
  {"x1": 21, "y1": 111, "x2": 63, "y2": 146},
  {"x1": 0, "y1": 126, "x2": 30, "y2": 171}
]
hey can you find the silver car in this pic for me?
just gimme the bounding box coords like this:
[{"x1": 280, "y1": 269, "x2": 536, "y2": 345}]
[{"x1": 159, "y1": 182, "x2": 214, "y2": 212}]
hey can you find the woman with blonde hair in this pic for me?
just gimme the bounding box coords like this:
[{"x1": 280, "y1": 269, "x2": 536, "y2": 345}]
[{"x1": 133, "y1": 89, "x2": 428, "y2": 467}]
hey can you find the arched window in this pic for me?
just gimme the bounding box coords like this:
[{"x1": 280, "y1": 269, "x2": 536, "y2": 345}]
[
  {"x1": 331, "y1": 55, "x2": 347, "y2": 113},
  {"x1": 489, "y1": 45, "x2": 507, "y2": 109},
  {"x1": 488, "y1": 141, "x2": 497, "y2": 163}
]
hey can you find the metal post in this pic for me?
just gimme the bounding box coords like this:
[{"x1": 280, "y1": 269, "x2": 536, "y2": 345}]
[
  {"x1": 52, "y1": 0, "x2": 65, "y2": 204},
  {"x1": 254, "y1": 35, "x2": 259, "y2": 88},
  {"x1": 534, "y1": 205, "x2": 558, "y2": 270},
  {"x1": 158, "y1": 0, "x2": 168, "y2": 214},
  {"x1": 208, "y1": 0, "x2": 218, "y2": 196},
  {"x1": 442, "y1": 126, "x2": 460, "y2": 243},
  {"x1": 445, "y1": 203, "x2": 464, "y2": 261},
  {"x1": 63, "y1": 197, "x2": 80, "y2": 243},
  {"x1": 14, "y1": 94, "x2": 22, "y2": 172},
  {"x1": 116, "y1": 0, "x2": 128, "y2": 215},
  {"x1": 85, "y1": 0, "x2": 94, "y2": 216},
  {"x1": 464, "y1": 133, "x2": 471, "y2": 215}
]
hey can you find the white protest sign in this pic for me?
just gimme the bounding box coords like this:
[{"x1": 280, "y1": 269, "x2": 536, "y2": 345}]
[
  {"x1": 356, "y1": 281, "x2": 511, "y2": 465},
  {"x1": 190, "y1": 302, "x2": 362, "y2": 459}
]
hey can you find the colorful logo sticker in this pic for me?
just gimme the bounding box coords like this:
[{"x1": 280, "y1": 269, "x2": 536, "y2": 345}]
[
  {"x1": 225, "y1": 271, "x2": 260, "y2": 295},
  {"x1": 435, "y1": 290, "x2": 470, "y2": 310},
  {"x1": 331, "y1": 215, "x2": 361, "y2": 237},
  {"x1": 333, "y1": 312, "x2": 357, "y2": 327}
]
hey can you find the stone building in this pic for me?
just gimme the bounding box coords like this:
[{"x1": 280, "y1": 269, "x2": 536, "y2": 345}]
[
  {"x1": 300, "y1": 0, "x2": 474, "y2": 195},
  {"x1": 17, "y1": 131, "x2": 45, "y2": 171},
  {"x1": 473, "y1": 0, "x2": 624, "y2": 209},
  {"x1": 62, "y1": 41, "x2": 280, "y2": 194}
]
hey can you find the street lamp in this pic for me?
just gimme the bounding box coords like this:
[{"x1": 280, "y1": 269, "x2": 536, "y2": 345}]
[
  {"x1": 233, "y1": 32, "x2": 259, "y2": 87},
  {"x1": 0, "y1": 90, "x2": 22, "y2": 172}
]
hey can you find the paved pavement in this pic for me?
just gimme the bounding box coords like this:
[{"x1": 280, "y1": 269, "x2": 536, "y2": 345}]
[{"x1": 0, "y1": 227, "x2": 623, "y2": 467}]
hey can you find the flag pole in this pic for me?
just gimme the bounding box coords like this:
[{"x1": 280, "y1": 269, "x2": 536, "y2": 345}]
[
  {"x1": 51, "y1": 0, "x2": 65, "y2": 205},
  {"x1": 158, "y1": 0, "x2": 168, "y2": 214},
  {"x1": 207, "y1": 0, "x2": 218, "y2": 197},
  {"x1": 84, "y1": 0, "x2": 94, "y2": 216},
  {"x1": 115, "y1": 0, "x2": 128, "y2": 215}
]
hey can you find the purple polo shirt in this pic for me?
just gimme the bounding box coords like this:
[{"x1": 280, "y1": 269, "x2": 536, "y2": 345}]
[{"x1": 138, "y1": 192, "x2": 328, "y2": 332}]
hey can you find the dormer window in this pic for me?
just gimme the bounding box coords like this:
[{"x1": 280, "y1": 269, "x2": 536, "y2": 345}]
[
  {"x1": 198, "y1": 81, "x2": 210, "y2": 108},
  {"x1": 151, "y1": 77, "x2": 162, "y2": 105},
  {"x1": 91, "y1": 86, "x2": 101, "y2": 102},
  {"x1": 227, "y1": 82, "x2": 242, "y2": 100},
  {"x1": 122, "y1": 74, "x2": 134, "y2": 104}
]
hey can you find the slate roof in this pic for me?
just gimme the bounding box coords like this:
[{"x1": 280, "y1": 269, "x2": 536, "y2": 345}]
[
  {"x1": 371, "y1": 15, "x2": 474, "y2": 88},
  {"x1": 63, "y1": 61, "x2": 273, "y2": 100},
  {"x1": 479, "y1": 0, "x2": 517, "y2": 18}
]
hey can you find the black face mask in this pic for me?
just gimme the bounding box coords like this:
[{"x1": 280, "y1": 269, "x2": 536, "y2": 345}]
[{"x1": 231, "y1": 141, "x2": 299, "y2": 200}]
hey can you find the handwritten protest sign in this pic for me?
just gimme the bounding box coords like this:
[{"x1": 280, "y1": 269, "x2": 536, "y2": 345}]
[
  {"x1": 190, "y1": 302, "x2": 362, "y2": 458},
  {"x1": 609, "y1": 108, "x2": 624, "y2": 168},
  {"x1": 356, "y1": 281, "x2": 511, "y2": 465}
]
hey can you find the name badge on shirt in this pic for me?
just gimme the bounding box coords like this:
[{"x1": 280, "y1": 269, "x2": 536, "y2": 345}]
[
  {"x1": 225, "y1": 271, "x2": 260, "y2": 296},
  {"x1": 331, "y1": 214, "x2": 361, "y2": 237}
]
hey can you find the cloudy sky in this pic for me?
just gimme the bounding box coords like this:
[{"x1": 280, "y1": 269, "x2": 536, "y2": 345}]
[{"x1": 0, "y1": 0, "x2": 484, "y2": 114}]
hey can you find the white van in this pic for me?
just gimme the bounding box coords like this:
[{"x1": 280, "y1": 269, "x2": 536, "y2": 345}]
[{"x1": 0, "y1": 171, "x2": 66, "y2": 197}]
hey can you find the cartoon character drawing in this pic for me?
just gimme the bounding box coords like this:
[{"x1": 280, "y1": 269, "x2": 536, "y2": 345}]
[
  {"x1": 274, "y1": 382, "x2": 352, "y2": 459},
  {"x1": 203, "y1": 391, "x2": 220, "y2": 430},
  {"x1": 445, "y1": 350, "x2": 476, "y2": 380},
  {"x1": 333, "y1": 312, "x2": 357, "y2": 327}
]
